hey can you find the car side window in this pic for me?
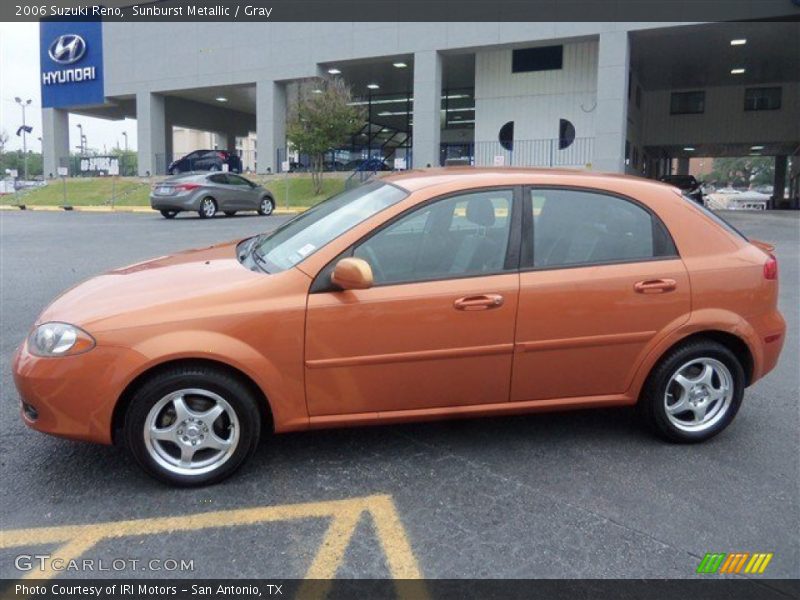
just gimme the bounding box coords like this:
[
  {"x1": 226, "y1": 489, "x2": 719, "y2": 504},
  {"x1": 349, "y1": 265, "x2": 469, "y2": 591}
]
[
  {"x1": 208, "y1": 174, "x2": 228, "y2": 184},
  {"x1": 227, "y1": 175, "x2": 252, "y2": 187},
  {"x1": 353, "y1": 189, "x2": 513, "y2": 285},
  {"x1": 529, "y1": 189, "x2": 674, "y2": 268}
]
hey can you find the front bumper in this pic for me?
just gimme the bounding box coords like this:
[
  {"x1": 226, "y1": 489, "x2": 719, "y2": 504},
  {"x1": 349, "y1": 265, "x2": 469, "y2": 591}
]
[{"x1": 12, "y1": 341, "x2": 147, "y2": 445}]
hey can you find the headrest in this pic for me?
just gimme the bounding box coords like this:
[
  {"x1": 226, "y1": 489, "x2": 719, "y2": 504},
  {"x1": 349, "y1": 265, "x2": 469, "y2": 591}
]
[{"x1": 466, "y1": 197, "x2": 495, "y2": 227}]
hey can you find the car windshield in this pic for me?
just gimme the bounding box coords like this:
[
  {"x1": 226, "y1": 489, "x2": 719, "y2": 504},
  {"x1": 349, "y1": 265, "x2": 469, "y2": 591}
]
[{"x1": 251, "y1": 181, "x2": 407, "y2": 273}]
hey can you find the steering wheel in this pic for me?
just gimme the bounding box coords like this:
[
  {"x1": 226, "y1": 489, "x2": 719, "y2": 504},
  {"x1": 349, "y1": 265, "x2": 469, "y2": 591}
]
[{"x1": 360, "y1": 245, "x2": 386, "y2": 282}]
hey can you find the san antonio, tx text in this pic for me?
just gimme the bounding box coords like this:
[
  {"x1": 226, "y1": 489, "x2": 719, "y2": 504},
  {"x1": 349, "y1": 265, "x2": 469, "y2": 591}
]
[{"x1": 16, "y1": 583, "x2": 281, "y2": 597}]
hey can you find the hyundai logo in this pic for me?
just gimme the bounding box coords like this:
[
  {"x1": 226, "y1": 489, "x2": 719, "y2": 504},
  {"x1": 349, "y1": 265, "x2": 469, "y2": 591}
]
[{"x1": 48, "y1": 34, "x2": 87, "y2": 65}]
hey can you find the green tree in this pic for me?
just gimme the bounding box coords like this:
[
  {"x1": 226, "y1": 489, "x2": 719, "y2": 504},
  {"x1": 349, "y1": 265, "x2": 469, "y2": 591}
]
[
  {"x1": 708, "y1": 156, "x2": 774, "y2": 188},
  {"x1": 286, "y1": 77, "x2": 365, "y2": 194}
]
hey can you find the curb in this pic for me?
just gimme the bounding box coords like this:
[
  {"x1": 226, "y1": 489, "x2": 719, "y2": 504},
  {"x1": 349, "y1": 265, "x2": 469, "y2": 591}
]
[{"x1": 0, "y1": 204, "x2": 306, "y2": 215}]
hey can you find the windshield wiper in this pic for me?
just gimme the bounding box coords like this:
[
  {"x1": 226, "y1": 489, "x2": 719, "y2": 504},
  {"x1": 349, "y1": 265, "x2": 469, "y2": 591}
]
[{"x1": 248, "y1": 236, "x2": 270, "y2": 273}]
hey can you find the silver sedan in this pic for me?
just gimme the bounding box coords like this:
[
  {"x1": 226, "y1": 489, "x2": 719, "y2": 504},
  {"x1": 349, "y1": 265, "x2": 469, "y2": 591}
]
[{"x1": 149, "y1": 172, "x2": 275, "y2": 219}]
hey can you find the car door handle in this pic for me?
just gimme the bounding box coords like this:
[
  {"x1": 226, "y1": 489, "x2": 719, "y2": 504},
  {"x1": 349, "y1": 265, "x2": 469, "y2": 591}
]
[
  {"x1": 454, "y1": 294, "x2": 504, "y2": 310},
  {"x1": 634, "y1": 279, "x2": 677, "y2": 294}
]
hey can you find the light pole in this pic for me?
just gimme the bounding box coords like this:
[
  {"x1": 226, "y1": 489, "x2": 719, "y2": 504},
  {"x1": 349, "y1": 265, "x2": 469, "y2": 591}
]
[
  {"x1": 14, "y1": 97, "x2": 32, "y2": 180},
  {"x1": 76, "y1": 123, "x2": 84, "y2": 154},
  {"x1": 122, "y1": 131, "x2": 128, "y2": 152}
]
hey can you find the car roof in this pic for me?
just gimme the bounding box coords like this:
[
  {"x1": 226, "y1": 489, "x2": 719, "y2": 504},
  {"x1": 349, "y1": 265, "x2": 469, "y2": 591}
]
[
  {"x1": 164, "y1": 172, "x2": 212, "y2": 182},
  {"x1": 382, "y1": 167, "x2": 676, "y2": 195}
]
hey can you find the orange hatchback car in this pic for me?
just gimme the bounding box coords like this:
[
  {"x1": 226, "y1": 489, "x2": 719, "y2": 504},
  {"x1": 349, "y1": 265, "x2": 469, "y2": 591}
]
[{"x1": 13, "y1": 169, "x2": 785, "y2": 485}]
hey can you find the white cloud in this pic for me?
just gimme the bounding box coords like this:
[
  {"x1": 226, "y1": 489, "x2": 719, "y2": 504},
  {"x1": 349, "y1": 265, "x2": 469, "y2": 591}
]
[{"x1": 0, "y1": 22, "x2": 137, "y2": 154}]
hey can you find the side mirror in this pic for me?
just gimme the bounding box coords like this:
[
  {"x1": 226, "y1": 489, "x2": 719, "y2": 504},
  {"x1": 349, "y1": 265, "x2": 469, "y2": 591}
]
[{"x1": 331, "y1": 257, "x2": 373, "y2": 290}]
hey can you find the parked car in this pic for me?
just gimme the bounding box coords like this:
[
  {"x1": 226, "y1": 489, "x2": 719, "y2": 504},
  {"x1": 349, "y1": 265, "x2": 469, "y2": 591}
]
[
  {"x1": 344, "y1": 158, "x2": 392, "y2": 172},
  {"x1": 168, "y1": 150, "x2": 242, "y2": 175},
  {"x1": 150, "y1": 172, "x2": 275, "y2": 219},
  {"x1": 13, "y1": 169, "x2": 785, "y2": 486},
  {"x1": 659, "y1": 174, "x2": 704, "y2": 204}
]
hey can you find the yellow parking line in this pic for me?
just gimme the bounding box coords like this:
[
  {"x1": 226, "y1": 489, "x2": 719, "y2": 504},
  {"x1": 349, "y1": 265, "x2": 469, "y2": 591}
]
[{"x1": 1, "y1": 494, "x2": 426, "y2": 595}]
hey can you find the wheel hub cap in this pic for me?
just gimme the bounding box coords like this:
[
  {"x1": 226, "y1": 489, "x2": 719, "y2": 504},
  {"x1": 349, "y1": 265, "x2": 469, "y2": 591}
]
[{"x1": 663, "y1": 357, "x2": 734, "y2": 433}]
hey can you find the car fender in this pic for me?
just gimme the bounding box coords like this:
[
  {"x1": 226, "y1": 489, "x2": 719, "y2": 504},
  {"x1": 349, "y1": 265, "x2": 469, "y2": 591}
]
[
  {"x1": 625, "y1": 308, "x2": 761, "y2": 399},
  {"x1": 120, "y1": 330, "x2": 306, "y2": 432}
]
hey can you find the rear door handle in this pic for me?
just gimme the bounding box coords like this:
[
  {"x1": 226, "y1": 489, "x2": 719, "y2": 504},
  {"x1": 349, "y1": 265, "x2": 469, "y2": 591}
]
[
  {"x1": 454, "y1": 294, "x2": 504, "y2": 311},
  {"x1": 634, "y1": 279, "x2": 677, "y2": 294}
]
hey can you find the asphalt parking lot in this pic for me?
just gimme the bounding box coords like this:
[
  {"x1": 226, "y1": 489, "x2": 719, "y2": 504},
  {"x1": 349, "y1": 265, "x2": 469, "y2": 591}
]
[{"x1": 0, "y1": 209, "x2": 798, "y2": 582}]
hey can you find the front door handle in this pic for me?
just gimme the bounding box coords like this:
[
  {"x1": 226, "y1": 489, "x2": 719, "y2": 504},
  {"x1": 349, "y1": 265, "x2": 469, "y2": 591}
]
[
  {"x1": 454, "y1": 294, "x2": 504, "y2": 311},
  {"x1": 634, "y1": 278, "x2": 677, "y2": 294}
]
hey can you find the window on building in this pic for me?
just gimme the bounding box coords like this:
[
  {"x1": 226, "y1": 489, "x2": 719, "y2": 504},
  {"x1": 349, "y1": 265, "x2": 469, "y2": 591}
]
[
  {"x1": 512, "y1": 45, "x2": 563, "y2": 73},
  {"x1": 744, "y1": 87, "x2": 782, "y2": 111},
  {"x1": 670, "y1": 91, "x2": 705, "y2": 115},
  {"x1": 528, "y1": 189, "x2": 676, "y2": 268}
]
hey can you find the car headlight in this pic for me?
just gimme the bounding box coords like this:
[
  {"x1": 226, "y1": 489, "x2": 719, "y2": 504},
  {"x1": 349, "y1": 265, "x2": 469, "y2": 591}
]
[{"x1": 28, "y1": 322, "x2": 95, "y2": 357}]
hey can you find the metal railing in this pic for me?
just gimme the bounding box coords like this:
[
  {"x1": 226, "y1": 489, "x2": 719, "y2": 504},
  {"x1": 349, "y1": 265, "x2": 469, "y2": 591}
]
[{"x1": 440, "y1": 138, "x2": 594, "y2": 168}]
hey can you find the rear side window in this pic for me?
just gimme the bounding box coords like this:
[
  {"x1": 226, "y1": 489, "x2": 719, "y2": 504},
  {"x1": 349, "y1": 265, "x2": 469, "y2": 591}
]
[
  {"x1": 528, "y1": 189, "x2": 676, "y2": 268},
  {"x1": 682, "y1": 195, "x2": 748, "y2": 241}
]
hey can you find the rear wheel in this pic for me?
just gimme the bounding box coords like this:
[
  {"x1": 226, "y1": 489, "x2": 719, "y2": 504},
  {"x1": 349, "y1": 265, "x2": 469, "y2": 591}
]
[
  {"x1": 160, "y1": 210, "x2": 178, "y2": 219},
  {"x1": 198, "y1": 197, "x2": 217, "y2": 219},
  {"x1": 638, "y1": 340, "x2": 744, "y2": 443},
  {"x1": 258, "y1": 197, "x2": 275, "y2": 216},
  {"x1": 224, "y1": 211, "x2": 237, "y2": 217},
  {"x1": 124, "y1": 366, "x2": 261, "y2": 486}
]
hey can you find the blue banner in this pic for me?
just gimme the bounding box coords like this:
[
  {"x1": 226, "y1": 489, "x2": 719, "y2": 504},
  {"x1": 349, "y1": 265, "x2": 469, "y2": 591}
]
[{"x1": 40, "y1": 20, "x2": 104, "y2": 108}]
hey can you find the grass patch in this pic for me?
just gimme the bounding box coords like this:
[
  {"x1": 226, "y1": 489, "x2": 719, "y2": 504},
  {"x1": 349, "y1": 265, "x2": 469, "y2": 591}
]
[{"x1": 11, "y1": 174, "x2": 348, "y2": 208}]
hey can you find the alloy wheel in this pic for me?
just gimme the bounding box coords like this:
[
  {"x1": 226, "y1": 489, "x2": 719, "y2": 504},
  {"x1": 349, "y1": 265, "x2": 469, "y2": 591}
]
[
  {"x1": 663, "y1": 357, "x2": 734, "y2": 433},
  {"x1": 201, "y1": 198, "x2": 216, "y2": 218},
  {"x1": 143, "y1": 388, "x2": 240, "y2": 476}
]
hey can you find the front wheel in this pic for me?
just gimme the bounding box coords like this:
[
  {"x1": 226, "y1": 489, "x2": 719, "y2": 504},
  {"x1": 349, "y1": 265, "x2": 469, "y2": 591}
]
[
  {"x1": 638, "y1": 340, "x2": 744, "y2": 443},
  {"x1": 160, "y1": 210, "x2": 178, "y2": 219},
  {"x1": 124, "y1": 366, "x2": 262, "y2": 486},
  {"x1": 258, "y1": 197, "x2": 275, "y2": 216},
  {"x1": 198, "y1": 197, "x2": 217, "y2": 219}
]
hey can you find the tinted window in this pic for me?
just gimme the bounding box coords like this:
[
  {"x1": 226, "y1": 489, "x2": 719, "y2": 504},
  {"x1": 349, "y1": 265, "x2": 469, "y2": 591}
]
[
  {"x1": 354, "y1": 189, "x2": 513, "y2": 285},
  {"x1": 670, "y1": 91, "x2": 705, "y2": 115},
  {"x1": 529, "y1": 189, "x2": 673, "y2": 268},
  {"x1": 208, "y1": 174, "x2": 227, "y2": 184},
  {"x1": 512, "y1": 46, "x2": 563, "y2": 73},
  {"x1": 744, "y1": 87, "x2": 781, "y2": 111},
  {"x1": 226, "y1": 174, "x2": 252, "y2": 186}
]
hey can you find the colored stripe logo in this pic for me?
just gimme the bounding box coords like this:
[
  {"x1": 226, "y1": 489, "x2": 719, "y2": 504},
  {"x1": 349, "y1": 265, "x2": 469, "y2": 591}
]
[{"x1": 697, "y1": 552, "x2": 773, "y2": 574}]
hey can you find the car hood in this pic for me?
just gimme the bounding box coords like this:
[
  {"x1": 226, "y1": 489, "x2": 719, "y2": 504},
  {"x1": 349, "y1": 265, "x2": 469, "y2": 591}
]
[{"x1": 37, "y1": 240, "x2": 265, "y2": 330}]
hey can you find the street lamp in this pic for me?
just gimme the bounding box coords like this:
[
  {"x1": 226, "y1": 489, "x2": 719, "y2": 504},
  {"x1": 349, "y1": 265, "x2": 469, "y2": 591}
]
[
  {"x1": 76, "y1": 123, "x2": 84, "y2": 154},
  {"x1": 15, "y1": 97, "x2": 32, "y2": 180},
  {"x1": 122, "y1": 131, "x2": 128, "y2": 153}
]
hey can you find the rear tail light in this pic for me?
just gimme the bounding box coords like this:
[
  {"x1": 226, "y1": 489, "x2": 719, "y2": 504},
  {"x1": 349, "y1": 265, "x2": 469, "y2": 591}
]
[
  {"x1": 175, "y1": 183, "x2": 201, "y2": 192},
  {"x1": 763, "y1": 254, "x2": 778, "y2": 280}
]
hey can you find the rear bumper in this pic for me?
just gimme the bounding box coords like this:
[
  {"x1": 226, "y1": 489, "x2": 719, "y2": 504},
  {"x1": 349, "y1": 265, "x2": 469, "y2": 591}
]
[
  {"x1": 149, "y1": 194, "x2": 200, "y2": 212},
  {"x1": 750, "y1": 308, "x2": 786, "y2": 383}
]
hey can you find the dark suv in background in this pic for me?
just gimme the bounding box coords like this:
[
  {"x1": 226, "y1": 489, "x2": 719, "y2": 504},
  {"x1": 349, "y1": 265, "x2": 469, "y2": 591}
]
[
  {"x1": 659, "y1": 174, "x2": 705, "y2": 204},
  {"x1": 168, "y1": 150, "x2": 242, "y2": 175}
]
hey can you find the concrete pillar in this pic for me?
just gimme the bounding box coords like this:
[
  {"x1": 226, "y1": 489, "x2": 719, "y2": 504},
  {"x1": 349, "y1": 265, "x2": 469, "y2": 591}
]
[
  {"x1": 412, "y1": 50, "x2": 442, "y2": 168},
  {"x1": 773, "y1": 155, "x2": 788, "y2": 209},
  {"x1": 677, "y1": 157, "x2": 690, "y2": 176},
  {"x1": 256, "y1": 80, "x2": 286, "y2": 174},
  {"x1": 136, "y1": 91, "x2": 167, "y2": 176},
  {"x1": 41, "y1": 108, "x2": 70, "y2": 179},
  {"x1": 593, "y1": 31, "x2": 630, "y2": 173}
]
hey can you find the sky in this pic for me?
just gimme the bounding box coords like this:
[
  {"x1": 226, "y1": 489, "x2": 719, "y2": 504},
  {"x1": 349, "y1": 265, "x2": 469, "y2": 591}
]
[{"x1": 0, "y1": 22, "x2": 137, "y2": 154}]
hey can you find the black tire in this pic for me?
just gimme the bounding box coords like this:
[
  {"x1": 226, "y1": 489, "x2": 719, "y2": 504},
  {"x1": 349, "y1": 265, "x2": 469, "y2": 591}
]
[
  {"x1": 160, "y1": 210, "x2": 178, "y2": 219},
  {"x1": 198, "y1": 197, "x2": 217, "y2": 219},
  {"x1": 638, "y1": 339, "x2": 744, "y2": 443},
  {"x1": 224, "y1": 211, "x2": 237, "y2": 217},
  {"x1": 124, "y1": 365, "x2": 262, "y2": 487},
  {"x1": 258, "y1": 196, "x2": 275, "y2": 216}
]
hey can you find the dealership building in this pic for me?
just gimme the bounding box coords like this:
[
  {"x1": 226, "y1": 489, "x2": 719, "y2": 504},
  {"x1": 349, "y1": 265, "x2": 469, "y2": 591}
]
[{"x1": 39, "y1": 18, "x2": 799, "y2": 204}]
